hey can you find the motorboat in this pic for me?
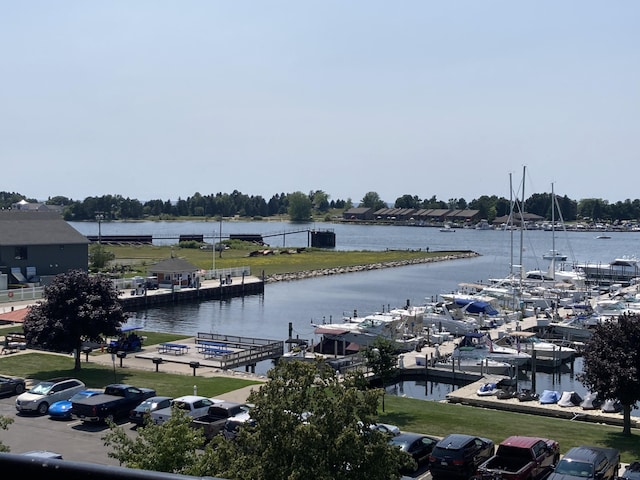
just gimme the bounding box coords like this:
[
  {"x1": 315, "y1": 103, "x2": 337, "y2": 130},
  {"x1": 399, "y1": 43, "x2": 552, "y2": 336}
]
[
  {"x1": 439, "y1": 224, "x2": 455, "y2": 232},
  {"x1": 493, "y1": 331, "x2": 577, "y2": 366},
  {"x1": 437, "y1": 356, "x2": 514, "y2": 376},
  {"x1": 542, "y1": 250, "x2": 568, "y2": 262},
  {"x1": 574, "y1": 256, "x2": 640, "y2": 287},
  {"x1": 451, "y1": 332, "x2": 531, "y2": 366},
  {"x1": 418, "y1": 302, "x2": 480, "y2": 337},
  {"x1": 312, "y1": 312, "x2": 426, "y2": 353}
]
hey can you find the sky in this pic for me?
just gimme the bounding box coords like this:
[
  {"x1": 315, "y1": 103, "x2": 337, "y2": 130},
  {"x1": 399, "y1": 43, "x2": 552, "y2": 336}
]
[{"x1": 2, "y1": 1, "x2": 639, "y2": 205}]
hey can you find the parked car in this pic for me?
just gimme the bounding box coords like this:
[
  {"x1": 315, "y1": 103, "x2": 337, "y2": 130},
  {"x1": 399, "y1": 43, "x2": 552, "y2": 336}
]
[
  {"x1": 71, "y1": 384, "x2": 157, "y2": 424},
  {"x1": 22, "y1": 450, "x2": 64, "y2": 460},
  {"x1": 15, "y1": 377, "x2": 86, "y2": 415},
  {"x1": 48, "y1": 390, "x2": 103, "y2": 420},
  {"x1": 429, "y1": 433, "x2": 495, "y2": 480},
  {"x1": 548, "y1": 445, "x2": 620, "y2": 480},
  {"x1": 371, "y1": 422, "x2": 401, "y2": 436},
  {"x1": 150, "y1": 395, "x2": 222, "y2": 425},
  {"x1": 222, "y1": 412, "x2": 255, "y2": 441},
  {"x1": 621, "y1": 461, "x2": 640, "y2": 480},
  {"x1": 389, "y1": 432, "x2": 439, "y2": 473},
  {"x1": 0, "y1": 374, "x2": 26, "y2": 397},
  {"x1": 129, "y1": 395, "x2": 173, "y2": 426}
]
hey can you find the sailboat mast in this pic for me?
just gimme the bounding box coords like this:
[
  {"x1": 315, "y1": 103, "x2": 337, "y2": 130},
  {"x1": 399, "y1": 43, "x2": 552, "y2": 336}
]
[{"x1": 519, "y1": 165, "x2": 525, "y2": 273}]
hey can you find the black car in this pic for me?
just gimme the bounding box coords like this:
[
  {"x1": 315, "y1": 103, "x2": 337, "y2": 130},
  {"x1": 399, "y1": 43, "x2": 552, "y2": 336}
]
[
  {"x1": 389, "y1": 432, "x2": 438, "y2": 472},
  {"x1": 428, "y1": 433, "x2": 495, "y2": 480},
  {"x1": 129, "y1": 395, "x2": 173, "y2": 426},
  {"x1": 0, "y1": 374, "x2": 26, "y2": 397}
]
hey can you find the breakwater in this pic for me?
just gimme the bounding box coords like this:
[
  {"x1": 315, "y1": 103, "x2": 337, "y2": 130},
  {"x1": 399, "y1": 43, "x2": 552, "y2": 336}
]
[{"x1": 264, "y1": 250, "x2": 479, "y2": 283}]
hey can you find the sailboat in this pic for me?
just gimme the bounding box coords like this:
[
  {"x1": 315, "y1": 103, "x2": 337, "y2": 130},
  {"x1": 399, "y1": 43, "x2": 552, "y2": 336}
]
[
  {"x1": 526, "y1": 183, "x2": 586, "y2": 289},
  {"x1": 541, "y1": 183, "x2": 568, "y2": 262}
]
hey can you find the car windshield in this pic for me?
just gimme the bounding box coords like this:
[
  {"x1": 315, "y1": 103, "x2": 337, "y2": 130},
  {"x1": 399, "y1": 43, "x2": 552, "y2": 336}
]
[
  {"x1": 554, "y1": 460, "x2": 593, "y2": 477},
  {"x1": 69, "y1": 392, "x2": 93, "y2": 402},
  {"x1": 29, "y1": 382, "x2": 54, "y2": 395}
]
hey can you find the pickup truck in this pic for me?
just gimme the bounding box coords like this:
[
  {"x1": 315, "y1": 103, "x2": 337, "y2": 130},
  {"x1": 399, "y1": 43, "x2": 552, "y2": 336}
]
[
  {"x1": 150, "y1": 395, "x2": 222, "y2": 425},
  {"x1": 71, "y1": 384, "x2": 156, "y2": 424},
  {"x1": 191, "y1": 401, "x2": 251, "y2": 442},
  {"x1": 476, "y1": 436, "x2": 560, "y2": 480},
  {"x1": 547, "y1": 446, "x2": 620, "y2": 480}
]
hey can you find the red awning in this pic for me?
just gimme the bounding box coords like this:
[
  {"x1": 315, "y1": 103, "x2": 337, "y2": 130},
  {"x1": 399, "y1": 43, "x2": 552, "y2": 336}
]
[{"x1": 0, "y1": 307, "x2": 30, "y2": 323}]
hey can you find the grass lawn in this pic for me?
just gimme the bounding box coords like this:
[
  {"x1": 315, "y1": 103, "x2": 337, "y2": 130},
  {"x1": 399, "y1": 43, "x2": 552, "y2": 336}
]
[{"x1": 104, "y1": 243, "x2": 467, "y2": 277}]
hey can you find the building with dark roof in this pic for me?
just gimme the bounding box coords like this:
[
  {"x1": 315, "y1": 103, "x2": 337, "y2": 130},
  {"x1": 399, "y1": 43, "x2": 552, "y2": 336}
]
[
  {"x1": 148, "y1": 257, "x2": 200, "y2": 288},
  {"x1": 0, "y1": 211, "x2": 89, "y2": 286}
]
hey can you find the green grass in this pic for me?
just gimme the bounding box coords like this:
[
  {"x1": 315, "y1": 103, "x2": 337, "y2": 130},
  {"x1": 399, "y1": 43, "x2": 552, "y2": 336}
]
[
  {"x1": 0, "y1": 352, "x2": 260, "y2": 399},
  {"x1": 104, "y1": 244, "x2": 467, "y2": 278}
]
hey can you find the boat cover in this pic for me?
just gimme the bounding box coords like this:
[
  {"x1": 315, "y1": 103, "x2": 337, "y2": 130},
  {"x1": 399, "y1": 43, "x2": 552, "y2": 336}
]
[
  {"x1": 557, "y1": 391, "x2": 583, "y2": 407},
  {"x1": 454, "y1": 299, "x2": 499, "y2": 316},
  {"x1": 580, "y1": 392, "x2": 602, "y2": 410},
  {"x1": 601, "y1": 399, "x2": 623, "y2": 413},
  {"x1": 539, "y1": 389, "x2": 560, "y2": 404}
]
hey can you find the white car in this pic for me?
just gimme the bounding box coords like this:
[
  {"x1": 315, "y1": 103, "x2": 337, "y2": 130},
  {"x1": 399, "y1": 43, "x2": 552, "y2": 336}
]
[
  {"x1": 150, "y1": 395, "x2": 222, "y2": 425},
  {"x1": 15, "y1": 377, "x2": 86, "y2": 415}
]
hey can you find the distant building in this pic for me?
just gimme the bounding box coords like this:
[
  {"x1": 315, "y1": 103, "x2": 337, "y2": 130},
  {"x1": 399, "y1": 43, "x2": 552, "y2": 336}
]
[
  {"x1": 0, "y1": 211, "x2": 89, "y2": 286},
  {"x1": 342, "y1": 207, "x2": 374, "y2": 221},
  {"x1": 148, "y1": 257, "x2": 200, "y2": 288},
  {"x1": 11, "y1": 199, "x2": 64, "y2": 214}
]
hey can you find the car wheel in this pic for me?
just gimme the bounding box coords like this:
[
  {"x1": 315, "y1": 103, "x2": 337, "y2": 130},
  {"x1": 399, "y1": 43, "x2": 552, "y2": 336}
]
[
  {"x1": 37, "y1": 402, "x2": 49, "y2": 415},
  {"x1": 14, "y1": 383, "x2": 25, "y2": 395}
]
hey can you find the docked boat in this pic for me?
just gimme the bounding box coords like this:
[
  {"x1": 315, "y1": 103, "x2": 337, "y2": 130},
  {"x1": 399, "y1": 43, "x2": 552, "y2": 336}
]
[
  {"x1": 311, "y1": 312, "x2": 426, "y2": 353},
  {"x1": 413, "y1": 302, "x2": 480, "y2": 337},
  {"x1": 451, "y1": 332, "x2": 531, "y2": 366},
  {"x1": 574, "y1": 257, "x2": 640, "y2": 287},
  {"x1": 493, "y1": 331, "x2": 577, "y2": 367},
  {"x1": 437, "y1": 356, "x2": 515, "y2": 376}
]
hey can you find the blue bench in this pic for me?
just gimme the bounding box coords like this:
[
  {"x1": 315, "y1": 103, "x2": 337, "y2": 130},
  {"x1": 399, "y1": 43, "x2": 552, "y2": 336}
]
[
  {"x1": 158, "y1": 343, "x2": 189, "y2": 355},
  {"x1": 202, "y1": 347, "x2": 233, "y2": 358},
  {"x1": 196, "y1": 341, "x2": 229, "y2": 353}
]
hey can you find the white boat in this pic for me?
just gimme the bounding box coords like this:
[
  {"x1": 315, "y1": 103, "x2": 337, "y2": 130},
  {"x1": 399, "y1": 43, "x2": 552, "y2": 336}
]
[
  {"x1": 493, "y1": 331, "x2": 577, "y2": 366},
  {"x1": 542, "y1": 250, "x2": 568, "y2": 262},
  {"x1": 437, "y1": 356, "x2": 514, "y2": 376},
  {"x1": 439, "y1": 224, "x2": 455, "y2": 232},
  {"x1": 312, "y1": 312, "x2": 426, "y2": 353},
  {"x1": 451, "y1": 332, "x2": 531, "y2": 366},
  {"x1": 416, "y1": 302, "x2": 480, "y2": 337},
  {"x1": 574, "y1": 257, "x2": 640, "y2": 286},
  {"x1": 475, "y1": 219, "x2": 492, "y2": 230}
]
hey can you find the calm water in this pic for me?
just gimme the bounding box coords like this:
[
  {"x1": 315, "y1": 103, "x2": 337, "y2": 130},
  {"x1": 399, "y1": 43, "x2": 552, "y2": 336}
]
[{"x1": 71, "y1": 221, "x2": 640, "y2": 408}]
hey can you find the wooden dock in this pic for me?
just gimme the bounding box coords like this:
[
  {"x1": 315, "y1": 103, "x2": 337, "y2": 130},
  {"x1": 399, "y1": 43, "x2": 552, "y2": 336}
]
[{"x1": 135, "y1": 333, "x2": 283, "y2": 373}]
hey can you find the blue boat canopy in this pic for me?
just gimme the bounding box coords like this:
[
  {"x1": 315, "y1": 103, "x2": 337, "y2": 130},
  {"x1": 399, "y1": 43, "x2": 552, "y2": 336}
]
[{"x1": 453, "y1": 298, "x2": 499, "y2": 316}]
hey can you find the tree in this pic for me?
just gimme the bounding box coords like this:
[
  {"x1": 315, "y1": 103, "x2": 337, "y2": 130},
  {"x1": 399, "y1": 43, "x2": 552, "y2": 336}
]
[
  {"x1": 359, "y1": 191, "x2": 386, "y2": 211},
  {"x1": 89, "y1": 243, "x2": 116, "y2": 271},
  {"x1": 23, "y1": 270, "x2": 126, "y2": 370},
  {"x1": 361, "y1": 338, "x2": 399, "y2": 413},
  {"x1": 579, "y1": 313, "x2": 640, "y2": 435},
  {"x1": 287, "y1": 191, "x2": 312, "y2": 222},
  {"x1": 208, "y1": 360, "x2": 410, "y2": 479},
  {"x1": 104, "y1": 360, "x2": 410, "y2": 479},
  {"x1": 103, "y1": 407, "x2": 205, "y2": 473},
  {"x1": 0, "y1": 416, "x2": 13, "y2": 452}
]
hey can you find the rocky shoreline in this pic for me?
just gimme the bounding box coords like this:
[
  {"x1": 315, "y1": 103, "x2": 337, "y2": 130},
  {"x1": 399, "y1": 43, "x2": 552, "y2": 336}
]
[{"x1": 264, "y1": 251, "x2": 479, "y2": 283}]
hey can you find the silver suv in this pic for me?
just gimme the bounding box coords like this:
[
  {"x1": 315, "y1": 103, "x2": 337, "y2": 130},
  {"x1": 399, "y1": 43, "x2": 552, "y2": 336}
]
[{"x1": 15, "y1": 377, "x2": 86, "y2": 415}]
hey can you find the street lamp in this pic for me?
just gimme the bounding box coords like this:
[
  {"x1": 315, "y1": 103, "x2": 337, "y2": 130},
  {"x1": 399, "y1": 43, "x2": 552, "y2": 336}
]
[{"x1": 95, "y1": 213, "x2": 105, "y2": 245}]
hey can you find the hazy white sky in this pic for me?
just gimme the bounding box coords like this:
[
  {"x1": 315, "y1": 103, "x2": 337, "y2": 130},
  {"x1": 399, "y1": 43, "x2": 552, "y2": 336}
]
[{"x1": 2, "y1": 1, "x2": 638, "y2": 205}]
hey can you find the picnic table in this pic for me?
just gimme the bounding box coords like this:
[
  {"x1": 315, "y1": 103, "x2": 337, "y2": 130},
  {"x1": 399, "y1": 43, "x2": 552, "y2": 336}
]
[
  {"x1": 202, "y1": 347, "x2": 233, "y2": 359},
  {"x1": 157, "y1": 343, "x2": 190, "y2": 355}
]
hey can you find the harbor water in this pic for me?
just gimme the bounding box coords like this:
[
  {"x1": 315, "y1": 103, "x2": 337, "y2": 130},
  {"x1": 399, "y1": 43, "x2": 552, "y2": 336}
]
[{"x1": 71, "y1": 221, "x2": 640, "y2": 409}]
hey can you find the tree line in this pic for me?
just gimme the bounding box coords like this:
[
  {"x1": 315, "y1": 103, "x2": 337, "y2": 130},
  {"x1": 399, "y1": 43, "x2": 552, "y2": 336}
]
[{"x1": 2, "y1": 189, "x2": 640, "y2": 223}]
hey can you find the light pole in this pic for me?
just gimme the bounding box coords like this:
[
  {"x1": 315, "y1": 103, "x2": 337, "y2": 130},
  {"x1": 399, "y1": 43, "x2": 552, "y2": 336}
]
[
  {"x1": 95, "y1": 213, "x2": 104, "y2": 245},
  {"x1": 372, "y1": 347, "x2": 385, "y2": 412}
]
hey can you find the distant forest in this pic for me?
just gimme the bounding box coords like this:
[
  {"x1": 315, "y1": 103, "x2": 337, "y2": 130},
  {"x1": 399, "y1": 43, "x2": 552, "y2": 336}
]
[{"x1": 2, "y1": 189, "x2": 639, "y2": 224}]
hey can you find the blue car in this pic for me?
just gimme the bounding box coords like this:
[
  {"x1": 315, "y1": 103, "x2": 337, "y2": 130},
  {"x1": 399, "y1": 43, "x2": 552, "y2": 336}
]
[{"x1": 48, "y1": 390, "x2": 102, "y2": 420}]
